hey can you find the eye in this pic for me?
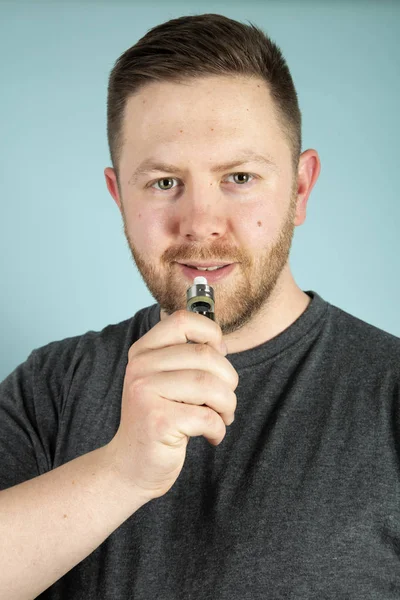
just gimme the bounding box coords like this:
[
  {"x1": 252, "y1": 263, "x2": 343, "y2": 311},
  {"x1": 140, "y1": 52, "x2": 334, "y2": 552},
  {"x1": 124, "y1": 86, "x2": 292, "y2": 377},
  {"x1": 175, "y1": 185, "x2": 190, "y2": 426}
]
[
  {"x1": 149, "y1": 172, "x2": 255, "y2": 191},
  {"x1": 226, "y1": 173, "x2": 254, "y2": 185},
  {"x1": 151, "y1": 177, "x2": 179, "y2": 191}
]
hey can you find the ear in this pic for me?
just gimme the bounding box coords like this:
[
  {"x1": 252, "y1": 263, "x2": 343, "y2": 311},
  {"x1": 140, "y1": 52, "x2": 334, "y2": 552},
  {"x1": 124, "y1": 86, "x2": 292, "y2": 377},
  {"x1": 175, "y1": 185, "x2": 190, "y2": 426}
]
[
  {"x1": 104, "y1": 167, "x2": 123, "y2": 211},
  {"x1": 293, "y1": 149, "x2": 321, "y2": 226}
]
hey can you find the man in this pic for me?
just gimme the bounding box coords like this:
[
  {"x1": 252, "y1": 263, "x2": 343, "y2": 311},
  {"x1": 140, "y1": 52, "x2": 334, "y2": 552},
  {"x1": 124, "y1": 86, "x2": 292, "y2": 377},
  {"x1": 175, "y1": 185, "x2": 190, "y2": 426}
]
[{"x1": 1, "y1": 13, "x2": 399, "y2": 600}]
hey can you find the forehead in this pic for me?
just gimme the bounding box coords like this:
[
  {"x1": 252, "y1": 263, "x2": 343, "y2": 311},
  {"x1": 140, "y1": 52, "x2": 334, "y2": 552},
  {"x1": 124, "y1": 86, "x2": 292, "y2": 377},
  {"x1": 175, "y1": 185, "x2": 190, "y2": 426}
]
[
  {"x1": 119, "y1": 76, "x2": 292, "y2": 181},
  {"x1": 122, "y1": 75, "x2": 281, "y2": 143}
]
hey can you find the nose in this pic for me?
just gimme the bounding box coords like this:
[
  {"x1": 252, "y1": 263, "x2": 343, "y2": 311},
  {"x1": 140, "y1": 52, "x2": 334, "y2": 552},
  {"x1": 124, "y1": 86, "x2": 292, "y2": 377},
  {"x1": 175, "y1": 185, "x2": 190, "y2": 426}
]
[{"x1": 176, "y1": 181, "x2": 228, "y2": 243}]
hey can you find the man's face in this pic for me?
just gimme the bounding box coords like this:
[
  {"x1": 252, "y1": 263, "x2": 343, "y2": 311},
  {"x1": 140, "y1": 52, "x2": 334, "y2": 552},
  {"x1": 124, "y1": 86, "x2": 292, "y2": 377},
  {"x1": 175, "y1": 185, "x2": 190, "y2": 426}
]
[{"x1": 111, "y1": 75, "x2": 300, "y2": 335}]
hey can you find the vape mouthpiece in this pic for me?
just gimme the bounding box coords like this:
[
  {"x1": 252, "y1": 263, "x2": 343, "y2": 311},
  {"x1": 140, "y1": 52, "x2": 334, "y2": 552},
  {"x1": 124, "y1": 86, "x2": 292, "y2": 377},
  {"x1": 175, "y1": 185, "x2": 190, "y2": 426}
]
[{"x1": 193, "y1": 276, "x2": 208, "y2": 286}]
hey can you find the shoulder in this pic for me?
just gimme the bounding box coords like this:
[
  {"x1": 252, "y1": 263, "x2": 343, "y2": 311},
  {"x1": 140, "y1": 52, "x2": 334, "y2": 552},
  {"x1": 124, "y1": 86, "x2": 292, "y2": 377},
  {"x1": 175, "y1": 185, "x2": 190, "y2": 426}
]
[
  {"x1": 326, "y1": 301, "x2": 400, "y2": 371},
  {"x1": 30, "y1": 303, "x2": 159, "y2": 377}
]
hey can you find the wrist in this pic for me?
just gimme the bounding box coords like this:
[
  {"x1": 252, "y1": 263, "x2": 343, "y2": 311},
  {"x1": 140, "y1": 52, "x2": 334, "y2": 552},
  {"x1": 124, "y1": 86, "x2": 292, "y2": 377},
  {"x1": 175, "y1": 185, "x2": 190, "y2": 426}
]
[{"x1": 97, "y1": 441, "x2": 153, "y2": 509}]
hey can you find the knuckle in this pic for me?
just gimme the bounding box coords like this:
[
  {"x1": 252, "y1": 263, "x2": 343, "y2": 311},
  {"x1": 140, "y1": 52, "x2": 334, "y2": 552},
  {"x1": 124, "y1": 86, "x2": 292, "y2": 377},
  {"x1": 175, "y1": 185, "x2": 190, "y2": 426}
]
[
  {"x1": 232, "y1": 371, "x2": 240, "y2": 390},
  {"x1": 126, "y1": 354, "x2": 142, "y2": 375},
  {"x1": 204, "y1": 406, "x2": 217, "y2": 427},
  {"x1": 193, "y1": 342, "x2": 211, "y2": 355},
  {"x1": 127, "y1": 345, "x2": 137, "y2": 362},
  {"x1": 216, "y1": 383, "x2": 229, "y2": 404},
  {"x1": 128, "y1": 376, "x2": 148, "y2": 397},
  {"x1": 194, "y1": 369, "x2": 208, "y2": 384},
  {"x1": 134, "y1": 406, "x2": 169, "y2": 444},
  {"x1": 219, "y1": 388, "x2": 237, "y2": 418},
  {"x1": 173, "y1": 309, "x2": 190, "y2": 327},
  {"x1": 229, "y1": 390, "x2": 238, "y2": 412},
  {"x1": 128, "y1": 338, "x2": 143, "y2": 361},
  {"x1": 151, "y1": 409, "x2": 170, "y2": 437}
]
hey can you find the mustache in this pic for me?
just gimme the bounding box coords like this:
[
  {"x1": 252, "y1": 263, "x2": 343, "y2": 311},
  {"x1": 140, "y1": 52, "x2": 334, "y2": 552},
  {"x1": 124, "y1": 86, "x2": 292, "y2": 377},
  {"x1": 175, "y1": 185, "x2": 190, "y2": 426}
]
[{"x1": 163, "y1": 245, "x2": 245, "y2": 265}]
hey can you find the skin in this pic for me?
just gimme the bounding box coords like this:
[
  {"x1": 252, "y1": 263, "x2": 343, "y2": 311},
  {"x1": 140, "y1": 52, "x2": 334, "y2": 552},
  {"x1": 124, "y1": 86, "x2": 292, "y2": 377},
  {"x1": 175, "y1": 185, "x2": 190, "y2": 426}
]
[{"x1": 104, "y1": 75, "x2": 320, "y2": 354}]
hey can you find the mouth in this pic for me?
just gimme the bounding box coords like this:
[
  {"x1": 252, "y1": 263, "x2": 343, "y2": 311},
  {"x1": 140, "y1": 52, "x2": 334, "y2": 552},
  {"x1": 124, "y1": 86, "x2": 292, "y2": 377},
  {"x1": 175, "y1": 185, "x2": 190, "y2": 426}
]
[
  {"x1": 176, "y1": 262, "x2": 236, "y2": 282},
  {"x1": 181, "y1": 264, "x2": 229, "y2": 271}
]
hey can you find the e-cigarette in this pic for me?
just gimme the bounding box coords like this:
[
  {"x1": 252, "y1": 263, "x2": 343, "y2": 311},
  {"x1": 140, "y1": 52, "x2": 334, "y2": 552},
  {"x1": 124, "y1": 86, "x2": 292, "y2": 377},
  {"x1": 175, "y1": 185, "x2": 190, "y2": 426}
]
[{"x1": 186, "y1": 276, "x2": 215, "y2": 321}]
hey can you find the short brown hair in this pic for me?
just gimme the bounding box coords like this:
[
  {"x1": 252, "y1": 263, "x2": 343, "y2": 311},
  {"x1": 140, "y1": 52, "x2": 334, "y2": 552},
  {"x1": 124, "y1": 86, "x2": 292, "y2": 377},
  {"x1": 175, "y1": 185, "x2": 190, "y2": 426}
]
[{"x1": 107, "y1": 13, "x2": 302, "y2": 185}]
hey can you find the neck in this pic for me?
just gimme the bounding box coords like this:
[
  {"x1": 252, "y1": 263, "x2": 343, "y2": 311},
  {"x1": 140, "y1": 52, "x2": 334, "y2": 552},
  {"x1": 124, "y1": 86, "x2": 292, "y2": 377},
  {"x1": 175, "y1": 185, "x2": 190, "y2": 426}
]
[{"x1": 221, "y1": 264, "x2": 311, "y2": 354}]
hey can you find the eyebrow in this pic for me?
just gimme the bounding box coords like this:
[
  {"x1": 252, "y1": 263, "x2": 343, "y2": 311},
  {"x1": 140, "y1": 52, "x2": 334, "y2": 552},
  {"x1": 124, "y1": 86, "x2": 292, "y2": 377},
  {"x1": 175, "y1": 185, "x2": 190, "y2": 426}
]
[{"x1": 128, "y1": 150, "x2": 279, "y2": 185}]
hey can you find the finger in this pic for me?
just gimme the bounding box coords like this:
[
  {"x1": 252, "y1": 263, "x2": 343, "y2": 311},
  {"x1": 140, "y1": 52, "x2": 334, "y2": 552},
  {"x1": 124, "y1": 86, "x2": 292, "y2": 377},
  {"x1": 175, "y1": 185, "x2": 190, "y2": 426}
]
[
  {"x1": 129, "y1": 342, "x2": 239, "y2": 391},
  {"x1": 145, "y1": 370, "x2": 237, "y2": 426},
  {"x1": 161, "y1": 400, "x2": 228, "y2": 447},
  {"x1": 129, "y1": 310, "x2": 226, "y2": 359}
]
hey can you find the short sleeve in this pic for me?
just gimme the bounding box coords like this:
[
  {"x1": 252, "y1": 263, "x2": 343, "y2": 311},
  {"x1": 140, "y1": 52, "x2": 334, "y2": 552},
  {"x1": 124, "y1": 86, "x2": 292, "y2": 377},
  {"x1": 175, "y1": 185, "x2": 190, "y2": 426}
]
[{"x1": 0, "y1": 350, "x2": 57, "y2": 490}]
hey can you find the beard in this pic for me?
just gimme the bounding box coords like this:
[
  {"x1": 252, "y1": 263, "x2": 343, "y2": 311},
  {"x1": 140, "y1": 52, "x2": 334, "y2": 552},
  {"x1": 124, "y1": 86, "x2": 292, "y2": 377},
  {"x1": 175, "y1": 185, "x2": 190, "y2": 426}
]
[{"x1": 120, "y1": 185, "x2": 297, "y2": 336}]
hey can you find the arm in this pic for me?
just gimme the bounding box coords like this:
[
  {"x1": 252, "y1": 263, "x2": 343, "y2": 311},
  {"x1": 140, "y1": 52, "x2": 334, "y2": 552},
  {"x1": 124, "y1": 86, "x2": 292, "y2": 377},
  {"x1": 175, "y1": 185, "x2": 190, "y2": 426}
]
[{"x1": 0, "y1": 443, "x2": 149, "y2": 600}]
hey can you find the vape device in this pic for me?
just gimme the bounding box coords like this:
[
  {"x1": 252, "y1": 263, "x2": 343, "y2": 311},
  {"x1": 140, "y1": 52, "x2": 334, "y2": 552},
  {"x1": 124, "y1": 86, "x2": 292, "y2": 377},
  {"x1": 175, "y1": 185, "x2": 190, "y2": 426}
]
[{"x1": 186, "y1": 276, "x2": 215, "y2": 321}]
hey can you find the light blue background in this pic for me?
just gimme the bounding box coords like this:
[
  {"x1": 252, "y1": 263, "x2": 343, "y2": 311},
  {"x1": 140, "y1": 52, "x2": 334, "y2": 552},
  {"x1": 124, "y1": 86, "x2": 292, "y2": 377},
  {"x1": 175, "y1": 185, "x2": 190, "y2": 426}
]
[{"x1": 1, "y1": 0, "x2": 399, "y2": 381}]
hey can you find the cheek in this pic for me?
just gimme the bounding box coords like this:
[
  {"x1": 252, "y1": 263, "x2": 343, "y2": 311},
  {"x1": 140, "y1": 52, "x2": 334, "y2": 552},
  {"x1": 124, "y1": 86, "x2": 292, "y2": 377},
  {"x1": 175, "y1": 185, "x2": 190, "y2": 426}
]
[
  {"x1": 126, "y1": 209, "x2": 164, "y2": 253},
  {"x1": 235, "y1": 202, "x2": 280, "y2": 246}
]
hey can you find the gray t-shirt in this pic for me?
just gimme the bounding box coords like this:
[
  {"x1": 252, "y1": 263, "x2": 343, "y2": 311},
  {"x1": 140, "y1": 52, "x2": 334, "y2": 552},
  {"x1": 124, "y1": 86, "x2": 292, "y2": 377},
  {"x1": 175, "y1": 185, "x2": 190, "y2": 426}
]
[{"x1": 1, "y1": 290, "x2": 400, "y2": 599}]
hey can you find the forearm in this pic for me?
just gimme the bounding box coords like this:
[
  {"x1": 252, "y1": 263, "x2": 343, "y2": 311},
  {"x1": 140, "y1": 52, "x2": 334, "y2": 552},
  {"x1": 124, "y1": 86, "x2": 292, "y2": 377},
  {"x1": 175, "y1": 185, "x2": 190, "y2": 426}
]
[{"x1": 0, "y1": 444, "x2": 149, "y2": 600}]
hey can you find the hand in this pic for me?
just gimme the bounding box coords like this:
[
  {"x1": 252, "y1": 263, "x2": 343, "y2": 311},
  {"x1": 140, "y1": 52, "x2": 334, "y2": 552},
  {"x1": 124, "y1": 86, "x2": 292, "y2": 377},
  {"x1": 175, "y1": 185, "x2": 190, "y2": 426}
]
[{"x1": 106, "y1": 309, "x2": 239, "y2": 502}]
